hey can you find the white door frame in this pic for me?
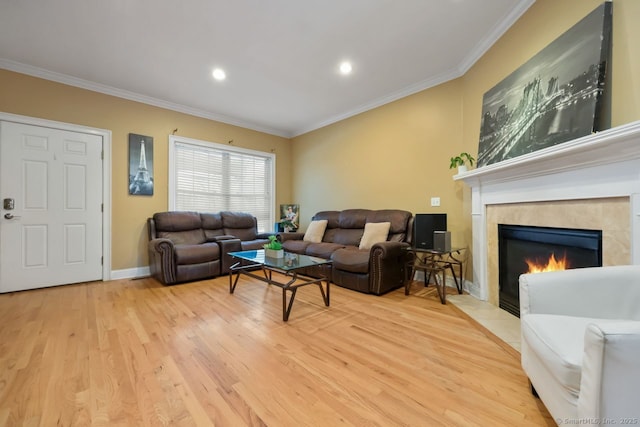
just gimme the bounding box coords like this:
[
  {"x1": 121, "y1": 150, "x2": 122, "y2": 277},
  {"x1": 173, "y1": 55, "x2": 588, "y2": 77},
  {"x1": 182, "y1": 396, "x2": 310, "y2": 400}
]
[{"x1": 0, "y1": 111, "x2": 112, "y2": 281}]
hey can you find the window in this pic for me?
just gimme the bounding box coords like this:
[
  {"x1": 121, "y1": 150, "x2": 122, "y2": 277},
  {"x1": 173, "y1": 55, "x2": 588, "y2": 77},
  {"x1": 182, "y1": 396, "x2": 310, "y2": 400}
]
[{"x1": 169, "y1": 135, "x2": 275, "y2": 232}]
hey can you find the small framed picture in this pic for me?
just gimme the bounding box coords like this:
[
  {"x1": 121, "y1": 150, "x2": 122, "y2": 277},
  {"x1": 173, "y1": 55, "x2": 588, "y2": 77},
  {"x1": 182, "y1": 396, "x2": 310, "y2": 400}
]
[
  {"x1": 279, "y1": 204, "x2": 299, "y2": 231},
  {"x1": 128, "y1": 133, "x2": 154, "y2": 195}
]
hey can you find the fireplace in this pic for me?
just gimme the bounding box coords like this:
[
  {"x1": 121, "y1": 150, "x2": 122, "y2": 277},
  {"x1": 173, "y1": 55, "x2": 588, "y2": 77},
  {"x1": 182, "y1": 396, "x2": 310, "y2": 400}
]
[
  {"x1": 453, "y1": 122, "x2": 639, "y2": 306},
  {"x1": 498, "y1": 224, "x2": 602, "y2": 317}
]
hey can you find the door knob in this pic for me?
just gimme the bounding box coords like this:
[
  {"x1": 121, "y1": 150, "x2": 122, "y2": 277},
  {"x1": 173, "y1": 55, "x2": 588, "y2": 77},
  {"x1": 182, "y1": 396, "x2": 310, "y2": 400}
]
[{"x1": 4, "y1": 213, "x2": 20, "y2": 220}]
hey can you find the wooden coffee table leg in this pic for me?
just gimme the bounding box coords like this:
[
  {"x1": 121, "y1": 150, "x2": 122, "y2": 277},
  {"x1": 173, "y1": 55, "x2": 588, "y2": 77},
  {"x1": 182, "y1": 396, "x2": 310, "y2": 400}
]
[
  {"x1": 318, "y1": 279, "x2": 330, "y2": 306},
  {"x1": 229, "y1": 269, "x2": 240, "y2": 293},
  {"x1": 283, "y1": 288, "x2": 298, "y2": 321}
]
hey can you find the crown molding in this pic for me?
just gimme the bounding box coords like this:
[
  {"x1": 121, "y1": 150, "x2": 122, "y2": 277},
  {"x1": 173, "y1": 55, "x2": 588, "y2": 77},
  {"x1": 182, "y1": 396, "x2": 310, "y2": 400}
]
[
  {"x1": 456, "y1": 0, "x2": 536, "y2": 75},
  {"x1": 0, "y1": 59, "x2": 291, "y2": 138},
  {"x1": 2, "y1": 1, "x2": 536, "y2": 140},
  {"x1": 291, "y1": 68, "x2": 462, "y2": 137},
  {"x1": 291, "y1": 0, "x2": 537, "y2": 137}
]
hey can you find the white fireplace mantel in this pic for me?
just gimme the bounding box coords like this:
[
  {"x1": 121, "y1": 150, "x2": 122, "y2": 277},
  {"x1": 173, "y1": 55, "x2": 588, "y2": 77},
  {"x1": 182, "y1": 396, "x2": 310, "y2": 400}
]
[{"x1": 454, "y1": 120, "x2": 640, "y2": 300}]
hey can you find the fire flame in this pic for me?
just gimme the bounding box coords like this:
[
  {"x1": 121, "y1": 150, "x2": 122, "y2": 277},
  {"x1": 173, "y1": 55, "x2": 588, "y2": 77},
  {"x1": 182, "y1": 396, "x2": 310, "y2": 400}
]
[{"x1": 525, "y1": 253, "x2": 570, "y2": 274}]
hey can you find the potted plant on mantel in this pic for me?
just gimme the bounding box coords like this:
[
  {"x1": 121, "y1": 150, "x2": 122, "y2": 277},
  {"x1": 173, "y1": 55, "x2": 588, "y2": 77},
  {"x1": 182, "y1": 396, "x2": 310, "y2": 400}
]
[
  {"x1": 263, "y1": 235, "x2": 284, "y2": 258},
  {"x1": 449, "y1": 152, "x2": 476, "y2": 173}
]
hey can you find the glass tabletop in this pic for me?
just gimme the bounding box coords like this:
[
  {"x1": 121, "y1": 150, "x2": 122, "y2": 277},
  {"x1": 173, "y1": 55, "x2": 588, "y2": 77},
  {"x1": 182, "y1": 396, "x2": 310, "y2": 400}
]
[{"x1": 228, "y1": 250, "x2": 332, "y2": 271}]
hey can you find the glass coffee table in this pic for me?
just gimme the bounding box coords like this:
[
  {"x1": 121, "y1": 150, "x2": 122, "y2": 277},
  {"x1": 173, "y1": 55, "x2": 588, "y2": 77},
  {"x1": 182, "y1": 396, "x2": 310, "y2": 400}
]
[{"x1": 228, "y1": 250, "x2": 332, "y2": 321}]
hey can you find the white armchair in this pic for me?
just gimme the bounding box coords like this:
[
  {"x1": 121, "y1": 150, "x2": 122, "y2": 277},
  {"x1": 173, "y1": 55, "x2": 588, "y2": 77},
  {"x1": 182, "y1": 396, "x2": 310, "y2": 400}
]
[{"x1": 519, "y1": 265, "x2": 640, "y2": 424}]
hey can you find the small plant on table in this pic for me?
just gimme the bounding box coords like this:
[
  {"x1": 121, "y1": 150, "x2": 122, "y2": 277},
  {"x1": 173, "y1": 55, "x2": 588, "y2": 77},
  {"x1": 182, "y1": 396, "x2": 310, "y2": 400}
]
[
  {"x1": 264, "y1": 235, "x2": 284, "y2": 258},
  {"x1": 263, "y1": 235, "x2": 283, "y2": 250}
]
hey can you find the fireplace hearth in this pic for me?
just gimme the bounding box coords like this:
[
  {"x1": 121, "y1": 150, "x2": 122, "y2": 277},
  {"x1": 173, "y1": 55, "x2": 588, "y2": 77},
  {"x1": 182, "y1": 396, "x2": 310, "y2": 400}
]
[{"x1": 498, "y1": 224, "x2": 602, "y2": 317}]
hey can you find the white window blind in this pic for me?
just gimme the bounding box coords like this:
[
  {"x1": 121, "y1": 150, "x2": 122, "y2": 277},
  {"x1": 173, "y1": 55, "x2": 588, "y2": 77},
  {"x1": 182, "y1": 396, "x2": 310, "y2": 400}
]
[{"x1": 170, "y1": 137, "x2": 274, "y2": 232}]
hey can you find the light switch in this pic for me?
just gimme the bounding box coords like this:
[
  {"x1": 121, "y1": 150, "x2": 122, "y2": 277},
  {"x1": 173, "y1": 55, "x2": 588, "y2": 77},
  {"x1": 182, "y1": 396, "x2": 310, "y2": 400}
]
[{"x1": 430, "y1": 197, "x2": 440, "y2": 207}]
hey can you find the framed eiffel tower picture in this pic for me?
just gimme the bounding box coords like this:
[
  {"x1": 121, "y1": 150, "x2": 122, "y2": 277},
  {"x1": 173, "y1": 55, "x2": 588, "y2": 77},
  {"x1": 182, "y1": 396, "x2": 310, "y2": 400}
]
[{"x1": 128, "y1": 133, "x2": 154, "y2": 196}]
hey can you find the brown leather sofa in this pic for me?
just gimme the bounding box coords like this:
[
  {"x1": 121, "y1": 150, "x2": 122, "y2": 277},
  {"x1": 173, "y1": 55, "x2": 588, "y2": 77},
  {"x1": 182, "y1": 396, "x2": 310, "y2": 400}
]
[
  {"x1": 279, "y1": 209, "x2": 413, "y2": 295},
  {"x1": 147, "y1": 211, "x2": 271, "y2": 285}
]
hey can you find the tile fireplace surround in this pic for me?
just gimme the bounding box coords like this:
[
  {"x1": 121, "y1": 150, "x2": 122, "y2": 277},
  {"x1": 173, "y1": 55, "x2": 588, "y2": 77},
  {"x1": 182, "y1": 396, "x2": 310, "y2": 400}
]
[{"x1": 455, "y1": 120, "x2": 640, "y2": 305}]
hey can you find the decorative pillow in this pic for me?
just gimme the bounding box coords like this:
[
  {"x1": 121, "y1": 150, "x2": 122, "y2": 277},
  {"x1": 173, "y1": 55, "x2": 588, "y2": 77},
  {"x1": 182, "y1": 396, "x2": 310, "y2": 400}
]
[
  {"x1": 303, "y1": 220, "x2": 328, "y2": 243},
  {"x1": 359, "y1": 222, "x2": 391, "y2": 250}
]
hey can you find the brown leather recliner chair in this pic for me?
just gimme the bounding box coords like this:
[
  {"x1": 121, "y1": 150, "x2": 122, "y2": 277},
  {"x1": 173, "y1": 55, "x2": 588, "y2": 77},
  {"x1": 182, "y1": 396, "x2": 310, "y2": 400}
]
[{"x1": 147, "y1": 211, "x2": 271, "y2": 285}]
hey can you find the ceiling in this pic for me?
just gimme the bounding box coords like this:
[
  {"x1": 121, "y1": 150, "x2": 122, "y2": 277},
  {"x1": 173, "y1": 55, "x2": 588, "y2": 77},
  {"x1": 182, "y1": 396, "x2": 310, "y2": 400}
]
[{"x1": 0, "y1": 0, "x2": 534, "y2": 138}]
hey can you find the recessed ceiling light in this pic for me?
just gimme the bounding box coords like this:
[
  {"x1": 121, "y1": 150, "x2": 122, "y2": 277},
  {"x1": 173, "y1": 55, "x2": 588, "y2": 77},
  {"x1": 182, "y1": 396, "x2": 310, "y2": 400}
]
[
  {"x1": 212, "y1": 68, "x2": 226, "y2": 81},
  {"x1": 339, "y1": 61, "x2": 352, "y2": 75}
]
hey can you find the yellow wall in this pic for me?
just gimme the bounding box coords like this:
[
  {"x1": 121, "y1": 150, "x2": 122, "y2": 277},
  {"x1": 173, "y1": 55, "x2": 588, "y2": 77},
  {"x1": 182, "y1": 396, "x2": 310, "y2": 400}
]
[
  {"x1": 1, "y1": 0, "x2": 639, "y2": 278},
  {"x1": 0, "y1": 70, "x2": 291, "y2": 271},
  {"x1": 291, "y1": 79, "x2": 467, "y2": 242},
  {"x1": 291, "y1": 0, "x2": 640, "y2": 279}
]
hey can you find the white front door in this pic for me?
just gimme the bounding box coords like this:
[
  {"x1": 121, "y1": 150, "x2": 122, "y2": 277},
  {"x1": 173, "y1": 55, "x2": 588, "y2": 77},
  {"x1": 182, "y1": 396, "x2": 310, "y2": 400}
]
[{"x1": 0, "y1": 121, "x2": 103, "y2": 292}]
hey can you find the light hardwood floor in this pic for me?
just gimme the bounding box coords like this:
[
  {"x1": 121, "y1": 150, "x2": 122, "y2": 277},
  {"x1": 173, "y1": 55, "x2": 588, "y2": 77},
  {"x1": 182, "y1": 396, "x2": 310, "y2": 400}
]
[{"x1": 0, "y1": 275, "x2": 553, "y2": 426}]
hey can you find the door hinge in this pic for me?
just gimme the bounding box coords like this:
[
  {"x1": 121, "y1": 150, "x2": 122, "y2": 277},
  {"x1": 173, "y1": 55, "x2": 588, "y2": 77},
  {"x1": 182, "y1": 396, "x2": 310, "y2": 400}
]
[
  {"x1": 101, "y1": 256, "x2": 103, "y2": 265},
  {"x1": 101, "y1": 151, "x2": 104, "y2": 160}
]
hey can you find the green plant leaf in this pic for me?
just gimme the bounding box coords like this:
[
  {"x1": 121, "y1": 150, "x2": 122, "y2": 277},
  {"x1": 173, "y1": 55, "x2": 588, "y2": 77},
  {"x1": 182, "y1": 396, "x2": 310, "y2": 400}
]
[
  {"x1": 263, "y1": 235, "x2": 283, "y2": 250},
  {"x1": 450, "y1": 152, "x2": 475, "y2": 168}
]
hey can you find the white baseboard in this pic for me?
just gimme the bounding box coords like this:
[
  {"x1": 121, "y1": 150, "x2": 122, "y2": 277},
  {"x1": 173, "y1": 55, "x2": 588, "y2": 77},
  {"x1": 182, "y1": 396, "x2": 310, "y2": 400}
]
[
  {"x1": 110, "y1": 266, "x2": 150, "y2": 280},
  {"x1": 465, "y1": 280, "x2": 483, "y2": 300}
]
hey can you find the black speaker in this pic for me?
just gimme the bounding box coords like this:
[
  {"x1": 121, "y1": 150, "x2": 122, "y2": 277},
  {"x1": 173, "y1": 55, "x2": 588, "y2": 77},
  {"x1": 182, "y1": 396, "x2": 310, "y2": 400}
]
[{"x1": 414, "y1": 214, "x2": 447, "y2": 249}]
